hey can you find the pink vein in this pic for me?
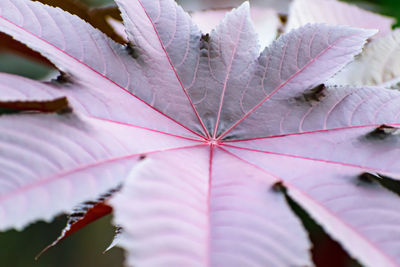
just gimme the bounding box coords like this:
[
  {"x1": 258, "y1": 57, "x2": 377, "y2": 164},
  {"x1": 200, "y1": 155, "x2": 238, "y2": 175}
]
[
  {"x1": 323, "y1": 91, "x2": 355, "y2": 129},
  {"x1": 220, "y1": 147, "x2": 397, "y2": 267},
  {"x1": 212, "y1": 14, "x2": 246, "y2": 138},
  {"x1": 217, "y1": 34, "x2": 360, "y2": 141},
  {"x1": 89, "y1": 116, "x2": 204, "y2": 142},
  {"x1": 137, "y1": 0, "x2": 210, "y2": 139},
  {"x1": 222, "y1": 144, "x2": 393, "y2": 174},
  {"x1": 0, "y1": 144, "x2": 206, "y2": 203},
  {"x1": 222, "y1": 123, "x2": 400, "y2": 143},
  {"x1": 206, "y1": 144, "x2": 214, "y2": 267},
  {"x1": 0, "y1": 15, "x2": 206, "y2": 141}
]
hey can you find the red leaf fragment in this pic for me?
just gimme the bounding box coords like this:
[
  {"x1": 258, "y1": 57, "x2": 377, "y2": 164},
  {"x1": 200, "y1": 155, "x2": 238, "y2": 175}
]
[
  {"x1": 35, "y1": 187, "x2": 120, "y2": 259},
  {"x1": 35, "y1": 202, "x2": 112, "y2": 260}
]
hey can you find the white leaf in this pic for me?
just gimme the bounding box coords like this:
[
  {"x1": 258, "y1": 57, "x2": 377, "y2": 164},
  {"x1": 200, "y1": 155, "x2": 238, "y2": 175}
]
[
  {"x1": 328, "y1": 30, "x2": 400, "y2": 87},
  {"x1": 286, "y1": 0, "x2": 394, "y2": 38}
]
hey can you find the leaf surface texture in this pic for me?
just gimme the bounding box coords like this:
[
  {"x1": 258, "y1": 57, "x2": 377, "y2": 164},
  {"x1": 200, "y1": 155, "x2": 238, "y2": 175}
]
[{"x1": 0, "y1": 1, "x2": 400, "y2": 267}]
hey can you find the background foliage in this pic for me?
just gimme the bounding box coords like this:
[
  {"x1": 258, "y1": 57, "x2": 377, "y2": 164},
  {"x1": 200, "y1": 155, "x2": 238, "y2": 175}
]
[{"x1": 0, "y1": 0, "x2": 398, "y2": 266}]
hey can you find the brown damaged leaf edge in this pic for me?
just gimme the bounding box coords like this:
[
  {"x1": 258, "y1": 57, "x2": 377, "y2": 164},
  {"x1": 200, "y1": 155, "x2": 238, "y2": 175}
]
[
  {"x1": 0, "y1": 97, "x2": 71, "y2": 115},
  {"x1": 358, "y1": 172, "x2": 400, "y2": 196},
  {"x1": 366, "y1": 124, "x2": 400, "y2": 140}
]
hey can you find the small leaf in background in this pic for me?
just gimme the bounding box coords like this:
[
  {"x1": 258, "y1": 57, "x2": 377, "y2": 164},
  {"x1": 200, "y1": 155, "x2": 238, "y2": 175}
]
[
  {"x1": 328, "y1": 30, "x2": 400, "y2": 87},
  {"x1": 286, "y1": 0, "x2": 394, "y2": 37}
]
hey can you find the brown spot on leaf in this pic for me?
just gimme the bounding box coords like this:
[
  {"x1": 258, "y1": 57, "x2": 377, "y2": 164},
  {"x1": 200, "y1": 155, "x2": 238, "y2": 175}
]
[
  {"x1": 201, "y1": 33, "x2": 210, "y2": 42},
  {"x1": 358, "y1": 172, "x2": 377, "y2": 184},
  {"x1": 293, "y1": 84, "x2": 326, "y2": 106},
  {"x1": 83, "y1": 201, "x2": 97, "y2": 206},
  {"x1": 303, "y1": 84, "x2": 325, "y2": 102},
  {"x1": 126, "y1": 43, "x2": 140, "y2": 59},
  {"x1": 278, "y1": 14, "x2": 288, "y2": 24},
  {"x1": 54, "y1": 72, "x2": 73, "y2": 84},
  {"x1": 272, "y1": 181, "x2": 286, "y2": 193},
  {"x1": 366, "y1": 125, "x2": 400, "y2": 140}
]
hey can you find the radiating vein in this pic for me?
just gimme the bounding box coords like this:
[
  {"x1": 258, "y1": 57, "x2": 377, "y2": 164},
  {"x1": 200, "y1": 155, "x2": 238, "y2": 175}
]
[
  {"x1": 0, "y1": 9, "x2": 205, "y2": 140},
  {"x1": 89, "y1": 116, "x2": 204, "y2": 142},
  {"x1": 222, "y1": 144, "x2": 396, "y2": 175},
  {"x1": 219, "y1": 146, "x2": 398, "y2": 267},
  {"x1": 0, "y1": 144, "x2": 206, "y2": 204},
  {"x1": 222, "y1": 124, "x2": 400, "y2": 143},
  {"x1": 212, "y1": 13, "x2": 246, "y2": 138},
  {"x1": 136, "y1": 0, "x2": 210, "y2": 139},
  {"x1": 218, "y1": 29, "x2": 372, "y2": 140}
]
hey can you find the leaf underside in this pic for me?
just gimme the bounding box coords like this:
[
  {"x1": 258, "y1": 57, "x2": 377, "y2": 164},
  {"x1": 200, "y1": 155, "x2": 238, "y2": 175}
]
[{"x1": 0, "y1": 1, "x2": 400, "y2": 267}]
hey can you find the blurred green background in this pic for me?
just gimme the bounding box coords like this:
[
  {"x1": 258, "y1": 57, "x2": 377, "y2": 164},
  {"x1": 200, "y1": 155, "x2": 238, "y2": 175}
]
[{"x1": 0, "y1": 0, "x2": 399, "y2": 267}]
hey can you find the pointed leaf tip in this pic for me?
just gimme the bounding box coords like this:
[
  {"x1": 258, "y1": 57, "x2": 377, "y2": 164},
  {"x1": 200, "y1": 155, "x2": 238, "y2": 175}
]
[
  {"x1": 328, "y1": 29, "x2": 400, "y2": 87},
  {"x1": 235, "y1": 1, "x2": 251, "y2": 16},
  {"x1": 366, "y1": 28, "x2": 379, "y2": 38},
  {"x1": 239, "y1": 1, "x2": 250, "y2": 9}
]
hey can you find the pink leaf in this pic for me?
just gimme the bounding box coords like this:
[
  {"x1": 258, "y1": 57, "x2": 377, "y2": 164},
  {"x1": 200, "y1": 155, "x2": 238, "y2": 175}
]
[
  {"x1": 223, "y1": 145, "x2": 400, "y2": 267},
  {"x1": 111, "y1": 147, "x2": 311, "y2": 266},
  {"x1": 215, "y1": 24, "x2": 376, "y2": 139},
  {"x1": 1, "y1": 0, "x2": 400, "y2": 266},
  {"x1": 0, "y1": 113, "x2": 200, "y2": 230},
  {"x1": 0, "y1": 0, "x2": 206, "y2": 137},
  {"x1": 114, "y1": 0, "x2": 208, "y2": 136}
]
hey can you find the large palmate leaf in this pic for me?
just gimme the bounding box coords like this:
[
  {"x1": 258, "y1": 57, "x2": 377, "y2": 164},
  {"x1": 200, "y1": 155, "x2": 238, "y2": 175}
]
[{"x1": 1, "y1": 0, "x2": 400, "y2": 267}]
